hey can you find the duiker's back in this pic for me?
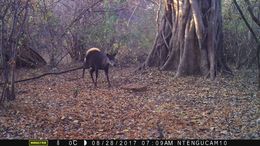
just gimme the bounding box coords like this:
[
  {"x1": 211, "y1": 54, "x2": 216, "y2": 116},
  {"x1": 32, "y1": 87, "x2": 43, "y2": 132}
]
[{"x1": 86, "y1": 50, "x2": 108, "y2": 70}]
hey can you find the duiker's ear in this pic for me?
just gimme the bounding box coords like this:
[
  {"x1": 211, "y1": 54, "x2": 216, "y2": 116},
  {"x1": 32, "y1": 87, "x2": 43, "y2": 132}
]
[
  {"x1": 112, "y1": 52, "x2": 117, "y2": 57},
  {"x1": 114, "y1": 49, "x2": 118, "y2": 56},
  {"x1": 106, "y1": 53, "x2": 113, "y2": 59}
]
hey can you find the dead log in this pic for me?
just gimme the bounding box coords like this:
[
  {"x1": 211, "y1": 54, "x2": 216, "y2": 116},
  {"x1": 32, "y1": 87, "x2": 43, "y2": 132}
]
[
  {"x1": 121, "y1": 83, "x2": 148, "y2": 92},
  {"x1": 16, "y1": 47, "x2": 46, "y2": 68}
]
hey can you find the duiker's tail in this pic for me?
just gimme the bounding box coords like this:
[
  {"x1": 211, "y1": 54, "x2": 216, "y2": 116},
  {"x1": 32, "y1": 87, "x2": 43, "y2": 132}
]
[{"x1": 82, "y1": 48, "x2": 101, "y2": 78}]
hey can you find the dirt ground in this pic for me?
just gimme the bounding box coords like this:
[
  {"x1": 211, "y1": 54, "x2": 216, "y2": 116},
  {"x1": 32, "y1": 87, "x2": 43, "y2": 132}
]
[{"x1": 0, "y1": 65, "x2": 259, "y2": 139}]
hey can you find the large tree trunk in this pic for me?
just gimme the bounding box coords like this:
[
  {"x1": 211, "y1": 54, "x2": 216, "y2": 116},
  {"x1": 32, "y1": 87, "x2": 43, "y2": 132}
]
[{"x1": 143, "y1": 0, "x2": 231, "y2": 79}]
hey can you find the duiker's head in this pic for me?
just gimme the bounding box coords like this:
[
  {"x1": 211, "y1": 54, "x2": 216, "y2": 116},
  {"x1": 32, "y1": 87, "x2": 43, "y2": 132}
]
[{"x1": 106, "y1": 53, "x2": 117, "y2": 67}]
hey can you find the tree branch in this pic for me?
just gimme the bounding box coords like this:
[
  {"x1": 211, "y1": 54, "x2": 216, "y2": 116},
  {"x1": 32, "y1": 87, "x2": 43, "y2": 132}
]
[
  {"x1": 244, "y1": 0, "x2": 260, "y2": 27},
  {"x1": 0, "y1": 66, "x2": 83, "y2": 86},
  {"x1": 61, "y1": 0, "x2": 103, "y2": 38},
  {"x1": 233, "y1": 0, "x2": 258, "y2": 43}
]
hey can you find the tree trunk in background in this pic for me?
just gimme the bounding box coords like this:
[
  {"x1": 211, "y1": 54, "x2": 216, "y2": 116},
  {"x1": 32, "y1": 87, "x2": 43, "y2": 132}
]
[
  {"x1": 1, "y1": 19, "x2": 11, "y2": 102},
  {"x1": 143, "y1": 0, "x2": 231, "y2": 79},
  {"x1": 256, "y1": 29, "x2": 260, "y2": 90},
  {"x1": 1, "y1": 0, "x2": 30, "y2": 102},
  {"x1": 9, "y1": 1, "x2": 19, "y2": 100}
]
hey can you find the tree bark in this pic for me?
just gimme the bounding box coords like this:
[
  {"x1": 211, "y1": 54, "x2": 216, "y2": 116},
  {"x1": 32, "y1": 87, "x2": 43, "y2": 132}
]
[
  {"x1": 0, "y1": 4, "x2": 11, "y2": 102},
  {"x1": 1, "y1": 17, "x2": 10, "y2": 102},
  {"x1": 143, "y1": 0, "x2": 231, "y2": 79},
  {"x1": 9, "y1": 1, "x2": 19, "y2": 100}
]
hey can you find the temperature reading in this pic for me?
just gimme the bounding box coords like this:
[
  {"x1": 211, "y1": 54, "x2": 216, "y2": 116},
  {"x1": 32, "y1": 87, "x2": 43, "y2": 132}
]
[{"x1": 68, "y1": 140, "x2": 77, "y2": 146}]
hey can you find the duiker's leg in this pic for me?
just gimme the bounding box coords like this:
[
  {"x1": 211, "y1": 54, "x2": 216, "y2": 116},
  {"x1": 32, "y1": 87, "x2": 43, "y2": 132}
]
[
  {"x1": 95, "y1": 68, "x2": 99, "y2": 87},
  {"x1": 90, "y1": 68, "x2": 95, "y2": 86},
  {"x1": 105, "y1": 68, "x2": 111, "y2": 87},
  {"x1": 82, "y1": 57, "x2": 88, "y2": 78},
  {"x1": 82, "y1": 68, "x2": 86, "y2": 78}
]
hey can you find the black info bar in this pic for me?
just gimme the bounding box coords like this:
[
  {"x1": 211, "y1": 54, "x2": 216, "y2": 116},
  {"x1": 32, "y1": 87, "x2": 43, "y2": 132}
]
[{"x1": 0, "y1": 139, "x2": 259, "y2": 146}]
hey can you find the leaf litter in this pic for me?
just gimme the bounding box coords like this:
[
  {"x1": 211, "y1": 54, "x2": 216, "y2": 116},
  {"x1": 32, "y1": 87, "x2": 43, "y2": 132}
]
[{"x1": 0, "y1": 66, "x2": 259, "y2": 139}]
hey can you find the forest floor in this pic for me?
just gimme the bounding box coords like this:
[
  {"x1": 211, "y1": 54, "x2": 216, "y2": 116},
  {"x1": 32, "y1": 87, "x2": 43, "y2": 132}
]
[{"x1": 0, "y1": 64, "x2": 259, "y2": 139}]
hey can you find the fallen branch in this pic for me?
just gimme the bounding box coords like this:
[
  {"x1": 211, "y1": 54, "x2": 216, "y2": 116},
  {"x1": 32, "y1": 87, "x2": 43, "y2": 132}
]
[{"x1": 0, "y1": 66, "x2": 83, "y2": 85}]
